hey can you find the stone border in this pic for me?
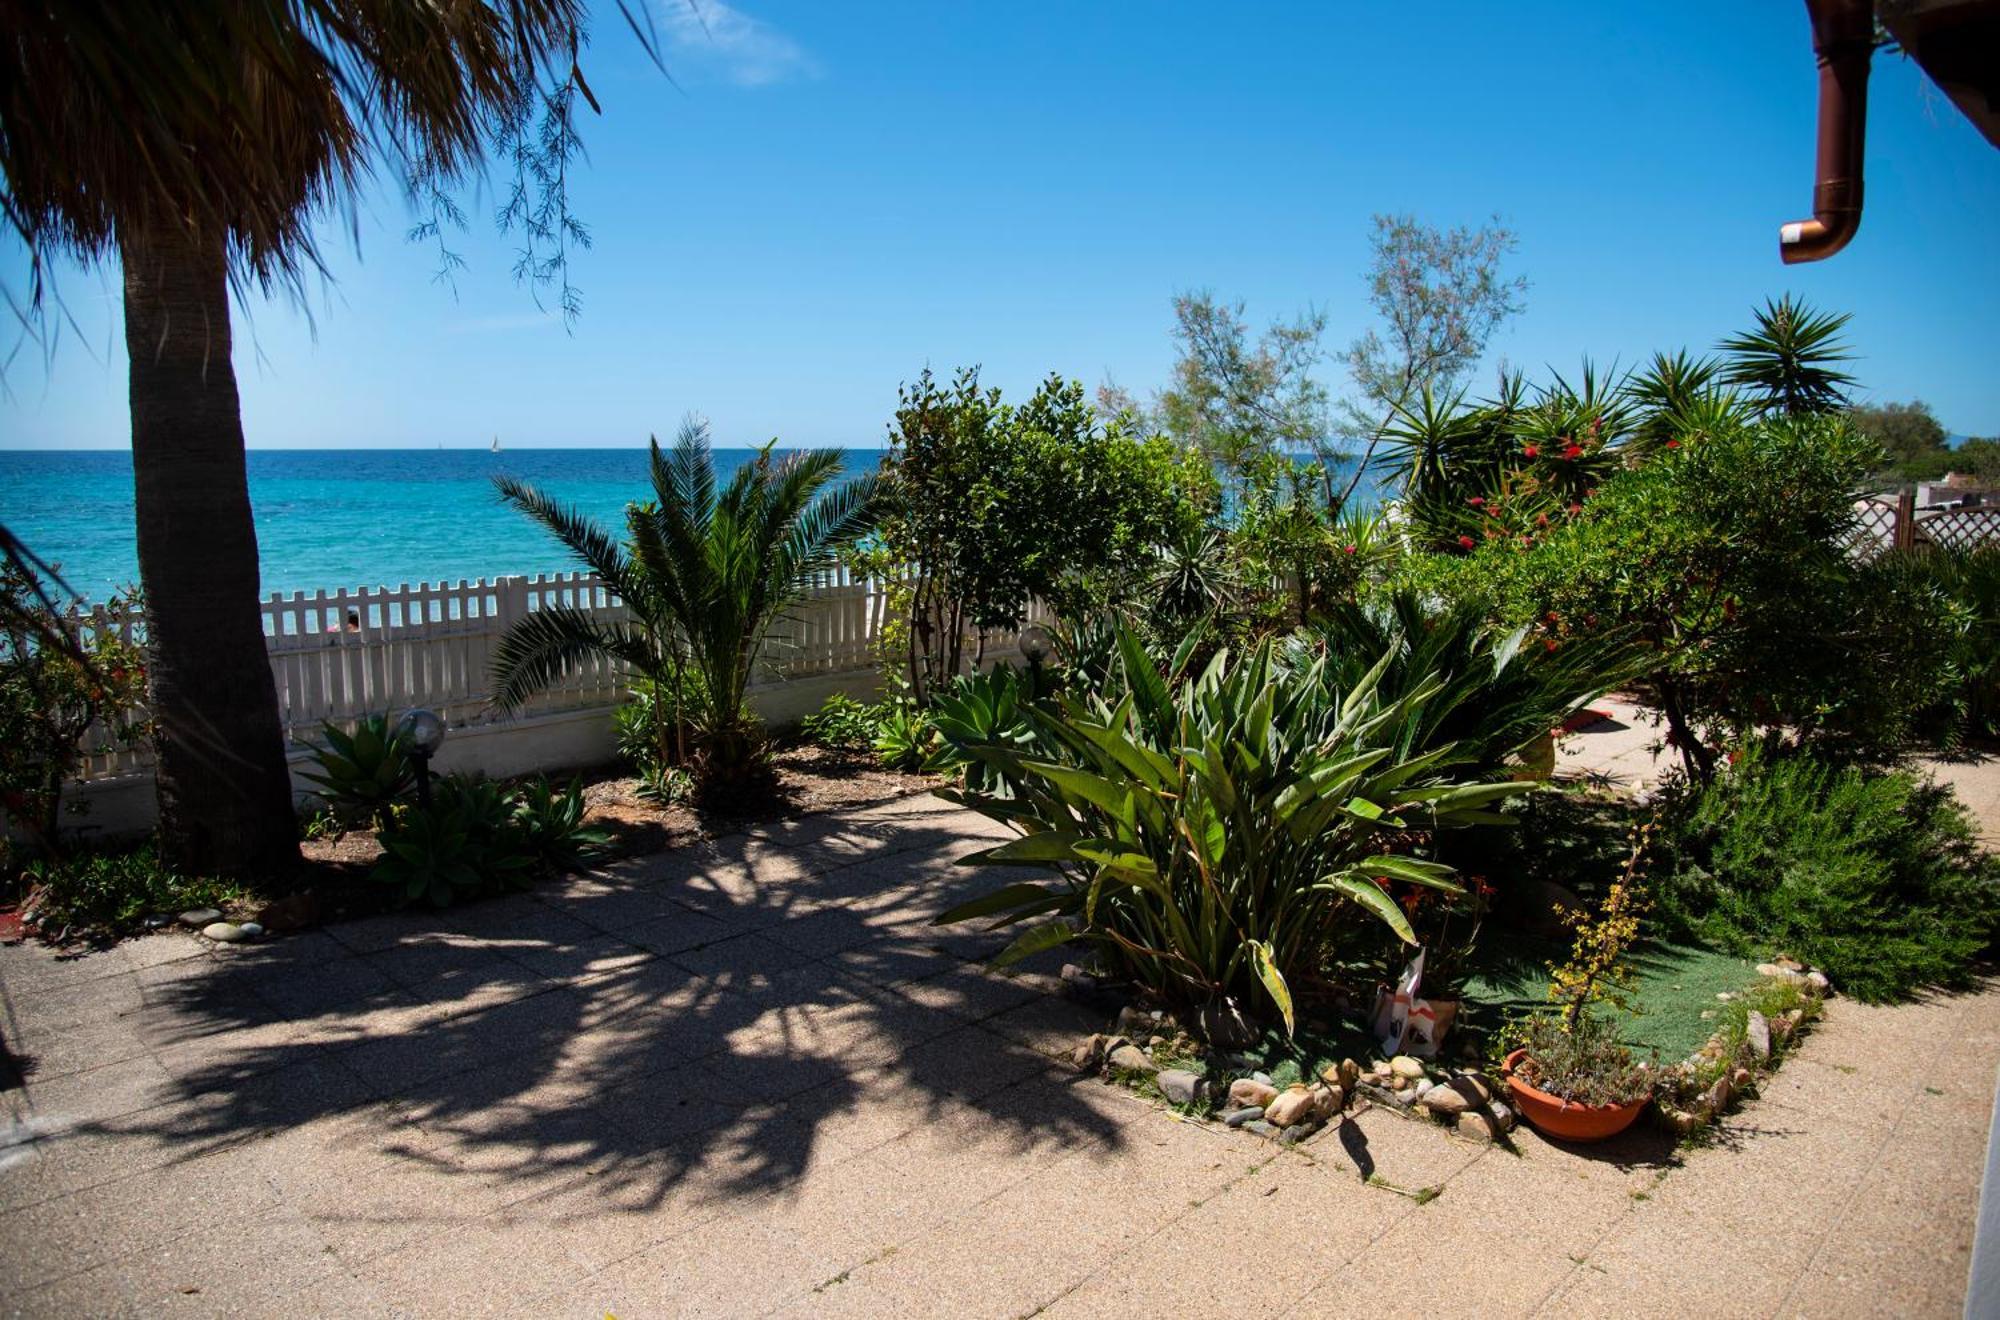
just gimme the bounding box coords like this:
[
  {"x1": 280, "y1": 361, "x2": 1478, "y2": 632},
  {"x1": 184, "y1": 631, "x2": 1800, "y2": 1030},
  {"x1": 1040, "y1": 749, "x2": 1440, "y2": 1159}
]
[{"x1": 1064, "y1": 957, "x2": 1834, "y2": 1151}]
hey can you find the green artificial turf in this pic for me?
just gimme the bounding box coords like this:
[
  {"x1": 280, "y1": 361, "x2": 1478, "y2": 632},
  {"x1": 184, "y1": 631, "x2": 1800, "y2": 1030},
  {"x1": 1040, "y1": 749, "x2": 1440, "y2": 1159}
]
[{"x1": 1456, "y1": 936, "x2": 1761, "y2": 1063}]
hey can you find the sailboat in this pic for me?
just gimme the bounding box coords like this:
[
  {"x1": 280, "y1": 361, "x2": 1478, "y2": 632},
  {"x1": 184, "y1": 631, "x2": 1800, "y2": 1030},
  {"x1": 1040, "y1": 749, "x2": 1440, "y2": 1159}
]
[{"x1": 490, "y1": 435, "x2": 501, "y2": 454}]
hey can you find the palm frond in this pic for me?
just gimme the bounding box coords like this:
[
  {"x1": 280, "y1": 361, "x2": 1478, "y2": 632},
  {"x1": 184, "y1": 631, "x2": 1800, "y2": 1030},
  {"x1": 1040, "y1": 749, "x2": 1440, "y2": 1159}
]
[
  {"x1": 492, "y1": 475, "x2": 638, "y2": 600},
  {"x1": 490, "y1": 605, "x2": 656, "y2": 712}
]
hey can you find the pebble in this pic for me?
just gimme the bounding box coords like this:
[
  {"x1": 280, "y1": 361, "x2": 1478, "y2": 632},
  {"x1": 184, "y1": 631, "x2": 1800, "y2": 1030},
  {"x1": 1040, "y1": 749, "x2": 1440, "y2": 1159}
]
[
  {"x1": 1389, "y1": 1055, "x2": 1426, "y2": 1080},
  {"x1": 1806, "y1": 970, "x2": 1830, "y2": 994},
  {"x1": 238, "y1": 921, "x2": 264, "y2": 938},
  {"x1": 179, "y1": 908, "x2": 222, "y2": 928},
  {"x1": 1280, "y1": 1123, "x2": 1312, "y2": 1145},
  {"x1": 1157, "y1": 1069, "x2": 1205, "y2": 1106},
  {"x1": 1336, "y1": 1058, "x2": 1361, "y2": 1091},
  {"x1": 1455, "y1": 1111, "x2": 1497, "y2": 1142},
  {"x1": 1453, "y1": 1073, "x2": 1493, "y2": 1103},
  {"x1": 1745, "y1": 1010, "x2": 1771, "y2": 1061},
  {"x1": 1222, "y1": 1106, "x2": 1264, "y2": 1128},
  {"x1": 1107, "y1": 1044, "x2": 1157, "y2": 1075},
  {"x1": 1243, "y1": 1120, "x2": 1278, "y2": 1138},
  {"x1": 1489, "y1": 1101, "x2": 1517, "y2": 1133},
  {"x1": 1421, "y1": 1085, "x2": 1470, "y2": 1117},
  {"x1": 1251, "y1": 1071, "x2": 1273, "y2": 1087},
  {"x1": 142, "y1": 913, "x2": 172, "y2": 929},
  {"x1": 1229, "y1": 1078, "x2": 1279, "y2": 1109},
  {"x1": 201, "y1": 921, "x2": 247, "y2": 943},
  {"x1": 1264, "y1": 1086, "x2": 1316, "y2": 1128},
  {"x1": 1310, "y1": 1084, "x2": 1342, "y2": 1121}
]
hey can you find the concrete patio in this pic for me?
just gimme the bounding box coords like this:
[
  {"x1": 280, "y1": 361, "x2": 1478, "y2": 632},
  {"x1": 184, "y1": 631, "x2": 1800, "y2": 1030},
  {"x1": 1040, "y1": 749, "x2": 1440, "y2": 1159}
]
[{"x1": 2, "y1": 790, "x2": 1995, "y2": 1318}]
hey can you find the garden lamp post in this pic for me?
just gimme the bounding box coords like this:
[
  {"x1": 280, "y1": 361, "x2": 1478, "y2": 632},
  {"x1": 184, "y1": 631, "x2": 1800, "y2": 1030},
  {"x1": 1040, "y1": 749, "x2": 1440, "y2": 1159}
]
[
  {"x1": 396, "y1": 709, "x2": 447, "y2": 808},
  {"x1": 1017, "y1": 623, "x2": 1052, "y2": 698}
]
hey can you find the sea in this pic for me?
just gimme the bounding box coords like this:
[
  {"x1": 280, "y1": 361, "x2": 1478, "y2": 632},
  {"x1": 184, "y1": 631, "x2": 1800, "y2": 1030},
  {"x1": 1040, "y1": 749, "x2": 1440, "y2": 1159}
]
[{"x1": 0, "y1": 447, "x2": 868, "y2": 605}]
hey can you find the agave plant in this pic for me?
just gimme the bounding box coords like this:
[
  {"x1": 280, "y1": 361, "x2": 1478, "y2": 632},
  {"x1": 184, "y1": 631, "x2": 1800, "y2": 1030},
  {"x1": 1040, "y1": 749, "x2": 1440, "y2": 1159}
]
[
  {"x1": 493, "y1": 418, "x2": 880, "y2": 806},
  {"x1": 372, "y1": 776, "x2": 536, "y2": 909},
  {"x1": 933, "y1": 629, "x2": 1523, "y2": 1033},
  {"x1": 301, "y1": 714, "x2": 413, "y2": 829}
]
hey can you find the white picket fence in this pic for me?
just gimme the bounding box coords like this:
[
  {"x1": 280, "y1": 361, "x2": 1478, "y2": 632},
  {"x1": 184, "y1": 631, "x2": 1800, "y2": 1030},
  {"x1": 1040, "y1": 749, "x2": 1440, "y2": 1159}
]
[{"x1": 71, "y1": 564, "x2": 1049, "y2": 783}]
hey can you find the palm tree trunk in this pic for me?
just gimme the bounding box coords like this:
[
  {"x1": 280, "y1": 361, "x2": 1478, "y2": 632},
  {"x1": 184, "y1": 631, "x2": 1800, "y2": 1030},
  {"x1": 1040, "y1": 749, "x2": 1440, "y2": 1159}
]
[{"x1": 122, "y1": 222, "x2": 299, "y2": 877}]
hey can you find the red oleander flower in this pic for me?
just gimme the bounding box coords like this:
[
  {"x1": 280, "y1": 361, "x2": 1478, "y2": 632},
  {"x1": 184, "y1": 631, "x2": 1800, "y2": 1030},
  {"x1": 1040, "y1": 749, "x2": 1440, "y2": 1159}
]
[
  {"x1": 1665, "y1": 439, "x2": 1681, "y2": 450},
  {"x1": 1523, "y1": 444, "x2": 1540, "y2": 459},
  {"x1": 1545, "y1": 611, "x2": 1560, "y2": 624},
  {"x1": 1343, "y1": 543, "x2": 1358, "y2": 555},
  {"x1": 1457, "y1": 534, "x2": 1476, "y2": 550},
  {"x1": 1562, "y1": 444, "x2": 1584, "y2": 460},
  {"x1": 1536, "y1": 512, "x2": 1550, "y2": 527},
  {"x1": 1468, "y1": 496, "x2": 1484, "y2": 507},
  {"x1": 1544, "y1": 638, "x2": 1559, "y2": 653},
  {"x1": 1567, "y1": 503, "x2": 1584, "y2": 516},
  {"x1": 1400, "y1": 890, "x2": 1423, "y2": 917}
]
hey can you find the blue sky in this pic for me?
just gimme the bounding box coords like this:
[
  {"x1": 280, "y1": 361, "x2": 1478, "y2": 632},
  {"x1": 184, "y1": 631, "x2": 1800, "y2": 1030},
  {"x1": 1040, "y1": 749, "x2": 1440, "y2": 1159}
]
[{"x1": 4, "y1": 1, "x2": 1998, "y2": 451}]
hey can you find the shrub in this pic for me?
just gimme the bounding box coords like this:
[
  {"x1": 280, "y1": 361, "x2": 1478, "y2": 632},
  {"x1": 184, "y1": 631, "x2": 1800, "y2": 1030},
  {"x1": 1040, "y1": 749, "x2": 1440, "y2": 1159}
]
[
  {"x1": 0, "y1": 561, "x2": 149, "y2": 855},
  {"x1": 301, "y1": 713, "x2": 414, "y2": 829},
  {"x1": 1656, "y1": 745, "x2": 2000, "y2": 1001},
  {"x1": 372, "y1": 775, "x2": 537, "y2": 908},
  {"x1": 1870, "y1": 545, "x2": 2000, "y2": 744},
  {"x1": 933, "y1": 627, "x2": 1522, "y2": 1033},
  {"x1": 879, "y1": 366, "x2": 1217, "y2": 703},
  {"x1": 799, "y1": 693, "x2": 885, "y2": 751},
  {"x1": 511, "y1": 775, "x2": 609, "y2": 873},
  {"x1": 871, "y1": 703, "x2": 934, "y2": 772},
  {"x1": 21, "y1": 844, "x2": 240, "y2": 943},
  {"x1": 1431, "y1": 412, "x2": 1945, "y2": 776}
]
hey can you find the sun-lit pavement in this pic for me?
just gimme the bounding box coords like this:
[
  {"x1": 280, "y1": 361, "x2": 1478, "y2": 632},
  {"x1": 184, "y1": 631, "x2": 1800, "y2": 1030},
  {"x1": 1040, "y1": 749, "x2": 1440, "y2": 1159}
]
[
  {"x1": 1559, "y1": 696, "x2": 2000, "y2": 848},
  {"x1": 2, "y1": 789, "x2": 1996, "y2": 1318}
]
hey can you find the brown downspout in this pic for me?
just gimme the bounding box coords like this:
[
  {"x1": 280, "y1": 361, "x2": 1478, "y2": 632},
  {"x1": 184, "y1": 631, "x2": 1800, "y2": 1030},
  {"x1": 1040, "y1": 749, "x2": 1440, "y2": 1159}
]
[{"x1": 1780, "y1": 0, "x2": 1875, "y2": 263}]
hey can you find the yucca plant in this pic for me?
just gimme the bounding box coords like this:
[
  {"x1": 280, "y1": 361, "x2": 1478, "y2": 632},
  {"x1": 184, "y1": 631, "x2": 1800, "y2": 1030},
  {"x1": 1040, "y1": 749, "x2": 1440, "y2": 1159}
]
[
  {"x1": 1289, "y1": 591, "x2": 1644, "y2": 777},
  {"x1": 1719, "y1": 296, "x2": 1856, "y2": 418},
  {"x1": 493, "y1": 418, "x2": 880, "y2": 806},
  {"x1": 933, "y1": 629, "x2": 1524, "y2": 1033}
]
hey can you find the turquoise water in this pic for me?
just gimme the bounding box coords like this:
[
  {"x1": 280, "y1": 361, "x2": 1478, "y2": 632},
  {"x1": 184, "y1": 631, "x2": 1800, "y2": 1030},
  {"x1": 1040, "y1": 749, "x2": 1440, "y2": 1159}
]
[{"x1": 1, "y1": 448, "x2": 868, "y2": 604}]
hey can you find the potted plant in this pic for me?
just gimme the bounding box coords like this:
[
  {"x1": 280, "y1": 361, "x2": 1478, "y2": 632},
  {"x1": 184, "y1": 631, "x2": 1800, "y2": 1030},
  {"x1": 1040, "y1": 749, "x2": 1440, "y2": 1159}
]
[
  {"x1": 1502, "y1": 822, "x2": 1657, "y2": 1142},
  {"x1": 1502, "y1": 1009, "x2": 1653, "y2": 1142}
]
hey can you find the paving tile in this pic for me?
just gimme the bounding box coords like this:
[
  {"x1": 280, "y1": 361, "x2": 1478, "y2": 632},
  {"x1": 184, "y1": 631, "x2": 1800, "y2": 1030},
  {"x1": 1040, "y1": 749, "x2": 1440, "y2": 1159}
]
[{"x1": 0, "y1": 1145, "x2": 284, "y2": 1292}]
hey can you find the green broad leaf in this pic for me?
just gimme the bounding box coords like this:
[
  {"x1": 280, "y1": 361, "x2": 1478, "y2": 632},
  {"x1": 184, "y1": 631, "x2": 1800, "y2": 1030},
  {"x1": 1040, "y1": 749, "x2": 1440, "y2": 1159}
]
[
  {"x1": 1071, "y1": 841, "x2": 1159, "y2": 881},
  {"x1": 1020, "y1": 761, "x2": 1133, "y2": 823},
  {"x1": 1247, "y1": 938, "x2": 1296, "y2": 1038},
  {"x1": 1355, "y1": 855, "x2": 1463, "y2": 891},
  {"x1": 991, "y1": 919, "x2": 1078, "y2": 969},
  {"x1": 933, "y1": 882, "x2": 1065, "y2": 926},
  {"x1": 1118, "y1": 626, "x2": 1174, "y2": 737},
  {"x1": 954, "y1": 831, "x2": 1083, "y2": 866},
  {"x1": 1321, "y1": 872, "x2": 1417, "y2": 944},
  {"x1": 1343, "y1": 797, "x2": 1386, "y2": 821}
]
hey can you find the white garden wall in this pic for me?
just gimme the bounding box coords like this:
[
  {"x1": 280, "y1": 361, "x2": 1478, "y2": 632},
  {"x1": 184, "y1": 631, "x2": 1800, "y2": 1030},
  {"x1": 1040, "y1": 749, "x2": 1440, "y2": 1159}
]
[{"x1": 50, "y1": 567, "x2": 1044, "y2": 842}]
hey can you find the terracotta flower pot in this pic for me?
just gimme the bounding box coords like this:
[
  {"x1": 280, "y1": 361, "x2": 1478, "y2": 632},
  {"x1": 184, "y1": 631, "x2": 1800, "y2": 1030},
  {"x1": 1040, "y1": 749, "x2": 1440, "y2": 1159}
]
[{"x1": 1502, "y1": 1049, "x2": 1649, "y2": 1143}]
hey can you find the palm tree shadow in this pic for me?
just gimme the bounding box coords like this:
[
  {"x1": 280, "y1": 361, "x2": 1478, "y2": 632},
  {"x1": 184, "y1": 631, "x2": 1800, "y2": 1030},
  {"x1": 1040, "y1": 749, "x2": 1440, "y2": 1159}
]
[{"x1": 45, "y1": 797, "x2": 1121, "y2": 1234}]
